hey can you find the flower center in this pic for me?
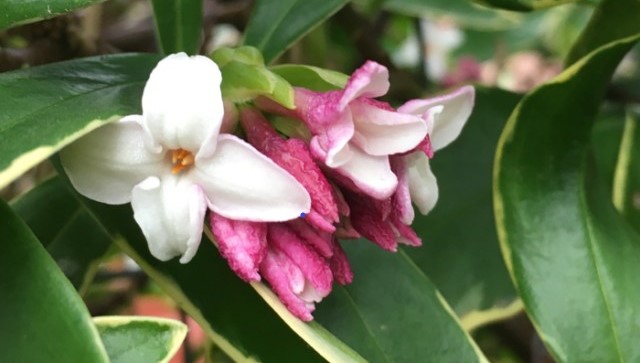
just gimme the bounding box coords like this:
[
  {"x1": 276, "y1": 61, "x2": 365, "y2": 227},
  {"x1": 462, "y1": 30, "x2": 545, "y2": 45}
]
[{"x1": 170, "y1": 148, "x2": 195, "y2": 174}]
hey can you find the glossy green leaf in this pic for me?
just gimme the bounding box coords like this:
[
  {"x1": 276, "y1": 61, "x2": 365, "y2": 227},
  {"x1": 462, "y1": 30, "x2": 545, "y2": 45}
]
[
  {"x1": 94, "y1": 316, "x2": 187, "y2": 363},
  {"x1": 211, "y1": 46, "x2": 295, "y2": 108},
  {"x1": 270, "y1": 64, "x2": 348, "y2": 92},
  {"x1": 0, "y1": 53, "x2": 161, "y2": 190},
  {"x1": 150, "y1": 0, "x2": 203, "y2": 55},
  {"x1": 316, "y1": 241, "x2": 489, "y2": 362},
  {"x1": 382, "y1": 0, "x2": 521, "y2": 30},
  {"x1": 0, "y1": 0, "x2": 107, "y2": 30},
  {"x1": 46, "y1": 170, "x2": 364, "y2": 363},
  {"x1": 0, "y1": 199, "x2": 109, "y2": 362},
  {"x1": 494, "y1": 28, "x2": 640, "y2": 363},
  {"x1": 243, "y1": 0, "x2": 349, "y2": 63},
  {"x1": 408, "y1": 87, "x2": 521, "y2": 331},
  {"x1": 565, "y1": 0, "x2": 640, "y2": 66},
  {"x1": 11, "y1": 177, "x2": 112, "y2": 293}
]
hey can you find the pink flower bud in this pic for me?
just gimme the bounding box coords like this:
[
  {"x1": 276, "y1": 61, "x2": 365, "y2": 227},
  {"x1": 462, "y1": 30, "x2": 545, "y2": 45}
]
[
  {"x1": 259, "y1": 223, "x2": 335, "y2": 321},
  {"x1": 210, "y1": 213, "x2": 267, "y2": 282}
]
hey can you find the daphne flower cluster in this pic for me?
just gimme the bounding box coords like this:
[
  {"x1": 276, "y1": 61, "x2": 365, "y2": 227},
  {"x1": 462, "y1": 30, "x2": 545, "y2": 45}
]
[{"x1": 61, "y1": 53, "x2": 474, "y2": 321}]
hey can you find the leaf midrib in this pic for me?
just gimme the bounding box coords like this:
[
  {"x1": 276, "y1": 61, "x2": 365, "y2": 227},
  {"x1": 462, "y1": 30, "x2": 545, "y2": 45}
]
[
  {"x1": 251, "y1": 0, "x2": 298, "y2": 51},
  {"x1": 336, "y1": 286, "x2": 395, "y2": 363},
  {"x1": 581, "y1": 193, "x2": 625, "y2": 362}
]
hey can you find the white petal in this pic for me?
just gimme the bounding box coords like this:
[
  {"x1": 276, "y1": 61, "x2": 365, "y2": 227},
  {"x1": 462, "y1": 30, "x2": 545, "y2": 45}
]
[
  {"x1": 309, "y1": 107, "x2": 355, "y2": 168},
  {"x1": 350, "y1": 101, "x2": 427, "y2": 156},
  {"x1": 339, "y1": 61, "x2": 390, "y2": 109},
  {"x1": 407, "y1": 152, "x2": 438, "y2": 214},
  {"x1": 397, "y1": 86, "x2": 474, "y2": 151},
  {"x1": 142, "y1": 53, "x2": 224, "y2": 159},
  {"x1": 393, "y1": 157, "x2": 415, "y2": 225},
  {"x1": 192, "y1": 134, "x2": 311, "y2": 221},
  {"x1": 60, "y1": 116, "x2": 164, "y2": 204},
  {"x1": 131, "y1": 176, "x2": 207, "y2": 264},
  {"x1": 337, "y1": 146, "x2": 398, "y2": 199}
]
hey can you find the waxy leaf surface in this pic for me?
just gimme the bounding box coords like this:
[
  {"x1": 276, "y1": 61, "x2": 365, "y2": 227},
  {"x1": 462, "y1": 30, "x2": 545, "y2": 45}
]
[
  {"x1": 243, "y1": 0, "x2": 349, "y2": 63},
  {"x1": 0, "y1": 53, "x2": 161, "y2": 190},
  {"x1": 0, "y1": 199, "x2": 108, "y2": 363},
  {"x1": 494, "y1": 2, "x2": 640, "y2": 359},
  {"x1": 94, "y1": 316, "x2": 187, "y2": 363},
  {"x1": 0, "y1": 0, "x2": 107, "y2": 29}
]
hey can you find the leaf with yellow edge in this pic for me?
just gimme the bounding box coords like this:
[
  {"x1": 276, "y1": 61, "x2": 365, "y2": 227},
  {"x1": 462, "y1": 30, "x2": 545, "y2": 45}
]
[
  {"x1": 494, "y1": 28, "x2": 640, "y2": 363},
  {"x1": 94, "y1": 316, "x2": 187, "y2": 363},
  {"x1": 0, "y1": 53, "x2": 161, "y2": 190}
]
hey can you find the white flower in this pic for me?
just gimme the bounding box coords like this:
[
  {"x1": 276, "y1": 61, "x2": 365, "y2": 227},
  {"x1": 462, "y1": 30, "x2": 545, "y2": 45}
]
[
  {"x1": 61, "y1": 53, "x2": 311, "y2": 263},
  {"x1": 397, "y1": 85, "x2": 475, "y2": 216}
]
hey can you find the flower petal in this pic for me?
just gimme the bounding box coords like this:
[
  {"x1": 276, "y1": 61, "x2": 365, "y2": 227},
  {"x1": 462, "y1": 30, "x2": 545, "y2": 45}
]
[
  {"x1": 406, "y1": 151, "x2": 438, "y2": 214},
  {"x1": 141, "y1": 53, "x2": 224, "y2": 159},
  {"x1": 294, "y1": 90, "x2": 355, "y2": 168},
  {"x1": 60, "y1": 116, "x2": 164, "y2": 205},
  {"x1": 343, "y1": 190, "x2": 398, "y2": 252},
  {"x1": 286, "y1": 219, "x2": 334, "y2": 258},
  {"x1": 131, "y1": 176, "x2": 207, "y2": 263},
  {"x1": 259, "y1": 250, "x2": 314, "y2": 321},
  {"x1": 397, "y1": 85, "x2": 474, "y2": 151},
  {"x1": 329, "y1": 238, "x2": 353, "y2": 285},
  {"x1": 335, "y1": 146, "x2": 398, "y2": 200},
  {"x1": 268, "y1": 224, "x2": 333, "y2": 297},
  {"x1": 210, "y1": 213, "x2": 267, "y2": 282},
  {"x1": 390, "y1": 214, "x2": 422, "y2": 247},
  {"x1": 339, "y1": 61, "x2": 390, "y2": 109},
  {"x1": 391, "y1": 156, "x2": 415, "y2": 225},
  {"x1": 192, "y1": 134, "x2": 311, "y2": 221},
  {"x1": 350, "y1": 100, "x2": 427, "y2": 156}
]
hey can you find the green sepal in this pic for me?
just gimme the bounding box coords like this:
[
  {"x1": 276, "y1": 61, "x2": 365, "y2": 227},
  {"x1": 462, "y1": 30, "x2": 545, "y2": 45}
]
[{"x1": 211, "y1": 46, "x2": 295, "y2": 108}]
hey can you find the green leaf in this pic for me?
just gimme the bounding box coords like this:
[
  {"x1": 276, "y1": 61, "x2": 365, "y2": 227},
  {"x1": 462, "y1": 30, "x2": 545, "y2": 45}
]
[
  {"x1": 150, "y1": 0, "x2": 203, "y2": 55},
  {"x1": 408, "y1": 87, "x2": 521, "y2": 331},
  {"x1": 0, "y1": 53, "x2": 161, "y2": 190},
  {"x1": 494, "y1": 27, "x2": 640, "y2": 363},
  {"x1": 0, "y1": 199, "x2": 109, "y2": 363},
  {"x1": 94, "y1": 316, "x2": 187, "y2": 363},
  {"x1": 243, "y1": 0, "x2": 349, "y2": 64},
  {"x1": 11, "y1": 177, "x2": 112, "y2": 293},
  {"x1": 612, "y1": 112, "x2": 640, "y2": 228},
  {"x1": 316, "y1": 241, "x2": 489, "y2": 362},
  {"x1": 212, "y1": 46, "x2": 295, "y2": 108},
  {"x1": 382, "y1": 0, "x2": 522, "y2": 30},
  {"x1": 591, "y1": 109, "x2": 626, "y2": 187},
  {"x1": 0, "y1": 0, "x2": 107, "y2": 30},
  {"x1": 270, "y1": 64, "x2": 348, "y2": 92},
  {"x1": 565, "y1": 0, "x2": 640, "y2": 66}
]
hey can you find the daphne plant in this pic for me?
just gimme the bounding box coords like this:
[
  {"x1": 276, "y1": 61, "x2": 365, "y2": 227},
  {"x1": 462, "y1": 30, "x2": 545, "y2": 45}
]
[{"x1": 4, "y1": 0, "x2": 635, "y2": 361}]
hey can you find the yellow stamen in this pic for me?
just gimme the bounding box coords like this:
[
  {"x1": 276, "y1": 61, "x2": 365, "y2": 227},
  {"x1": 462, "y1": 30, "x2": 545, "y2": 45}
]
[{"x1": 170, "y1": 148, "x2": 194, "y2": 174}]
